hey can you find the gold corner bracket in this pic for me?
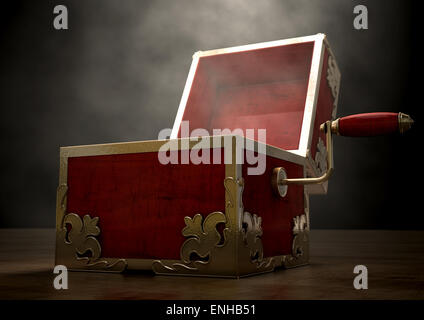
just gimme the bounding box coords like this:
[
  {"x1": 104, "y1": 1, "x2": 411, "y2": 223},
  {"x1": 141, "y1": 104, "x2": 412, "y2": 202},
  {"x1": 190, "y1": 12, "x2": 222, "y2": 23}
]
[
  {"x1": 272, "y1": 120, "x2": 334, "y2": 196},
  {"x1": 55, "y1": 185, "x2": 127, "y2": 273}
]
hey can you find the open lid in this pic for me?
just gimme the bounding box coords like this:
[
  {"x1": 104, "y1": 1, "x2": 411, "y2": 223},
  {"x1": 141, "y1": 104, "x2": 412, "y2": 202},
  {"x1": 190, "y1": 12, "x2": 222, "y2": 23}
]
[{"x1": 171, "y1": 34, "x2": 341, "y2": 192}]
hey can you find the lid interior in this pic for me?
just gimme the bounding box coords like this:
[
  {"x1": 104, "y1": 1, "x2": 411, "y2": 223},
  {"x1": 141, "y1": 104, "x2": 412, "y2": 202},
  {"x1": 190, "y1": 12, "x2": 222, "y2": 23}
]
[{"x1": 178, "y1": 41, "x2": 315, "y2": 151}]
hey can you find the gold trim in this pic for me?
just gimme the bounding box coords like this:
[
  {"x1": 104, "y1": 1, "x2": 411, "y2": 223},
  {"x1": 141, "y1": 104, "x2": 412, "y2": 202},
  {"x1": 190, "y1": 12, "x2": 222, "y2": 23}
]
[
  {"x1": 55, "y1": 185, "x2": 127, "y2": 273},
  {"x1": 314, "y1": 137, "x2": 328, "y2": 176},
  {"x1": 329, "y1": 118, "x2": 340, "y2": 135},
  {"x1": 236, "y1": 177, "x2": 275, "y2": 276},
  {"x1": 280, "y1": 230, "x2": 309, "y2": 268},
  {"x1": 274, "y1": 187, "x2": 310, "y2": 269},
  {"x1": 283, "y1": 213, "x2": 309, "y2": 267},
  {"x1": 151, "y1": 210, "x2": 234, "y2": 276},
  {"x1": 275, "y1": 192, "x2": 310, "y2": 270},
  {"x1": 398, "y1": 112, "x2": 414, "y2": 134},
  {"x1": 224, "y1": 177, "x2": 237, "y2": 208}
]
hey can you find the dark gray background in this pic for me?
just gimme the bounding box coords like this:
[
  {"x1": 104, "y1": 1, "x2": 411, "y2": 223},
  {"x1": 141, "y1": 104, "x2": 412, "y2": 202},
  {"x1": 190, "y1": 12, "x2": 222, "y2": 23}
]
[{"x1": 0, "y1": 0, "x2": 421, "y2": 228}]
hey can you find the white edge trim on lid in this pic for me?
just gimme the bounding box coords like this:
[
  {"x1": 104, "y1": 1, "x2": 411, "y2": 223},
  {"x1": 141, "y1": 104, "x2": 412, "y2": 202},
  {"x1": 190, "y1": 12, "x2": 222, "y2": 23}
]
[
  {"x1": 195, "y1": 34, "x2": 320, "y2": 57},
  {"x1": 295, "y1": 33, "x2": 326, "y2": 158},
  {"x1": 170, "y1": 53, "x2": 200, "y2": 139}
]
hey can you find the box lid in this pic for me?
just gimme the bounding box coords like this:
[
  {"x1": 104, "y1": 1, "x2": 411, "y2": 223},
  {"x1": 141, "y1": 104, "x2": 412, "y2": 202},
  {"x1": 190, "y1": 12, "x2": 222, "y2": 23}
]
[{"x1": 171, "y1": 34, "x2": 341, "y2": 194}]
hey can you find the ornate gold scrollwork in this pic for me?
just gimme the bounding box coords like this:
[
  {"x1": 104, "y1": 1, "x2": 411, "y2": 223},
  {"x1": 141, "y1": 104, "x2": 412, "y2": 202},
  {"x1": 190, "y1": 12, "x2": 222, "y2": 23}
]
[
  {"x1": 242, "y1": 212, "x2": 263, "y2": 262},
  {"x1": 55, "y1": 185, "x2": 127, "y2": 272},
  {"x1": 314, "y1": 137, "x2": 328, "y2": 176},
  {"x1": 153, "y1": 176, "x2": 275, "y2": 277},
  {"x1": 240, "y1": 211, "x2": 274, "y2": 271},
  {"x1": 181, "y1": 212, "x2": 230, "y2": 260},
  {"x1": 152, "y1": 211, "x2": 230, "y2": 274},
  {"x1": 327, "y1": 54, "x2": 341, "y2": 119},
  {"x1": 280, "y1": 214, "x2": 309, "y2": 268},
  {"x1": 224, "y1": 176, "x2": 244, "y2": 208}
]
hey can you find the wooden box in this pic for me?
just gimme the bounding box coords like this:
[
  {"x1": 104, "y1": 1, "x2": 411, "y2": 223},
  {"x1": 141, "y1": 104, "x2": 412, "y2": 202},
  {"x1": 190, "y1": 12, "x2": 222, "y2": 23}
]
[{"x1": 55, "y1": 34, "x2": 341, "y2": 277}]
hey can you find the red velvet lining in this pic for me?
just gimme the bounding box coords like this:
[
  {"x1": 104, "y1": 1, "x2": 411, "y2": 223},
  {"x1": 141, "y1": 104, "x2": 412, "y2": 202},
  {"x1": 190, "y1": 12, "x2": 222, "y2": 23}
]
[
  {"x1": 179, "y1": 42, "x2": 314, "y2": 151},
  {"x1": 243, "y1": 153, "x2": 304, "y2": 257},
  {"x1": 67, "y1": 152, "x2": 226, "y2": 260}
]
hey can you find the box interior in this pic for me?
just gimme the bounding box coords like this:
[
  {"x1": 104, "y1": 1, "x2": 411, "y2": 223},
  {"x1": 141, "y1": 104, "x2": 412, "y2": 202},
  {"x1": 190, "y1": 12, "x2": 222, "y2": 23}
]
[{"x1": 178, "y1": 42, "x2": 315, "y2": 151}]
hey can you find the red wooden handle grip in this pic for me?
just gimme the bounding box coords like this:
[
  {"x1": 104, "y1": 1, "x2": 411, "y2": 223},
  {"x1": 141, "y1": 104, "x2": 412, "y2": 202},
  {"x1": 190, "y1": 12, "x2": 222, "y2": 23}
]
[{"x1": 337, "y1": 112, "x2": 401, "y2": 137}]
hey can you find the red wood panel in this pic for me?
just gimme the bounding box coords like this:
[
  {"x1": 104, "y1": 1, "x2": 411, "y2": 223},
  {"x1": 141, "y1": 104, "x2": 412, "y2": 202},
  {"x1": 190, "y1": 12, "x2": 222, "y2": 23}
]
[
  {"x1": 243, "y1": 154, "x2": 304, "y2": 257},
  {"x1": 67, "y1": 152, "x2": 226, "y2": 260}
]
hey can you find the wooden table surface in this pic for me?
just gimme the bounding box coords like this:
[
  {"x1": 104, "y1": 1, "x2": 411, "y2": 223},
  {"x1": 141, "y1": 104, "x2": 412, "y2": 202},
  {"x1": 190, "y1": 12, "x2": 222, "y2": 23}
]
[{"x1": 0, "y1": 229, "x2": 423, "y2": 300}]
